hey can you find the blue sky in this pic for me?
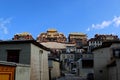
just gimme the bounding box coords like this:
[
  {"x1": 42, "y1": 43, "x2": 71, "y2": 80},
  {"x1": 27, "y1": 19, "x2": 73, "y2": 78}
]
[{"x1": 0, "y1": 0, "x2": 120, "y2": 40}]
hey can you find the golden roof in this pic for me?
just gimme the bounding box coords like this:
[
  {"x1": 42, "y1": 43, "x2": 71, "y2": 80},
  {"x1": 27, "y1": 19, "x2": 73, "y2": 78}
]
[
  {"x1": 16, "y1": 32, "x2": 31, "y2": 36},
  {"x1": 47, "y1": 29, "x2": 57, "y2": 32}
]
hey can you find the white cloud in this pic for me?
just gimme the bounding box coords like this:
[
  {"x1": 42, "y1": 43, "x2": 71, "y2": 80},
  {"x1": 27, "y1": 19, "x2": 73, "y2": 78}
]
[
  {"x1": 91, "y1": 21, "x2": 112, "y2": 29},
  {"x1": 113, "y1": 16, "x2": 120, "y2": 27},
  {"x1": 86, "y1": 28, "x2": 90, "y2": 31},
  {"x1": 0, "y1": 18, "x2": 12, "y2": 34},
  {"x1": 87, "y1": 16, "x2": 120, "y2": 31}
]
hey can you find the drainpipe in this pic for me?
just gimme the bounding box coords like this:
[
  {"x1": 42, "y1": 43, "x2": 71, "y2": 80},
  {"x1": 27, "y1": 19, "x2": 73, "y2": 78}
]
[
  {"x1": 116, "y1": 59, "x2": 118, "y2": 80},
  {"x1": 39, "y1": 50, "x2": 43, "y2": 80}
]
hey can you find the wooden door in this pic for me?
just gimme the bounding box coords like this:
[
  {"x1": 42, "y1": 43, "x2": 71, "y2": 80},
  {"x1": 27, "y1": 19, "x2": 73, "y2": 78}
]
[
  {"x1": 0, "y1": 73, "x2": 10, "y2": 80},
  {"x1": 0, "y1": 65, "x2": 15, "y2": 80}
]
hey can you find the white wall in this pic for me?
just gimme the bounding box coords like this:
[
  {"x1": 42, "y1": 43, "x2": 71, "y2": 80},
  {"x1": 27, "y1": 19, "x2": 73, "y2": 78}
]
[
  {"x1": 30, "y1": 44, "x2": 49, "y2": 80},
  {"x1": 15, "y1": 65, "x2": 30, "y2": 80},
  {"x1": 41, "y1": 50, "x2": 49, "y2": 80}
]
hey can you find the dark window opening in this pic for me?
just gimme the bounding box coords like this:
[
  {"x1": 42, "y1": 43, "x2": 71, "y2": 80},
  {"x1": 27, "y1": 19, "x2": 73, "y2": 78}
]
[
  {"x1": 73, "y1": 64, "x2": 76, "y2": 68},
  {"x1": 7, "y1": 50, "x2": 20, "y2": 63},
  {"x1": 99, "y1": 70, "x2": 103, "y2": 73},
  {"x1": 82, "y1": 60, "x2": 93, "y2": 68}
]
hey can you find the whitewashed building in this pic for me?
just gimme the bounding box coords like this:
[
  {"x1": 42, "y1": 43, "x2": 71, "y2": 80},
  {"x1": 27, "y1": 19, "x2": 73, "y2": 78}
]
[
  {"x1": 88, "y1": 34, "x2": 119, "y2": 49},
  {"x1": 0, "y1": 40, "x2": 50, "y2": 80}
]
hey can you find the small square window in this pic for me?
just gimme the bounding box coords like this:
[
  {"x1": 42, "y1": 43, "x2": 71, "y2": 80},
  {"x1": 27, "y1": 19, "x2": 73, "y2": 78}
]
[
  {"x1": 7, "y1": 50, "x2": 20, "y2": 63},
  {"x1": 113, "y1": 49, "x2": 120, "y2": 58}
]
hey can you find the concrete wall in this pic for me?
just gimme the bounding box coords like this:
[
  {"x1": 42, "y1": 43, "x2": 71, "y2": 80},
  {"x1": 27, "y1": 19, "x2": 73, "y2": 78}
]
[
  {"x1": 79, "y1": 68, "x2": 93, "y2": 78},
  {"x1": 109, "y1": 44, "x2": 120, "y2": 80},
  {"x1": 50, "y1": 60, "x2": 60, "y2": 79},
  {"x1": 116, "y1": 60, "x2": 120, "y2": 80},
  {"x1": 0, "y1": 43, "x2": 31, "y2": 64},
  {"x1": 108, "y1": 66, "x2": 116, "y2": 80},
  {"x1": 93, "y1": 43, "x2": 120, "y2": 80},
  {"x1": 108, "y1": 59, "x2": 120, "y2": 80},
  {"x1": 93, "y1": 48, "x2": 111, "y2": 80},
  {"x1": 15, "y1": 65, "x2": 30, "y2": 80},
  {"x1": 41, "y1": 50, "x2": 49, "y2": 80},
  {"x1": 30, "y1": 44, "x2": 49, "y2": 80}
]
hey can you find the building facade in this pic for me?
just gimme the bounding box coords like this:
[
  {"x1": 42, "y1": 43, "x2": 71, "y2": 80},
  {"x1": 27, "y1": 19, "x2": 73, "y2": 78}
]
[
  {"x1": 88, "y1": 34, "x2": 119, "y2": 48},
  {"x1": 48, "y1": 58, "x2": 61, "y2": 80},
  {"x1": 92, "y1": 41, "x2": 120, "y2": 80},
  {"x1": 76, "y1": 53, "x2": 93, "y2": 79},
  {"x1": 68, "y1": 33, "x2": 87, "y2": 46},
  {"x1": 0, "y1": 40, "x2": 50, "y2": 80},
  {"x1": 37, "y1": 29, "x2": 67, "y2": 43}
]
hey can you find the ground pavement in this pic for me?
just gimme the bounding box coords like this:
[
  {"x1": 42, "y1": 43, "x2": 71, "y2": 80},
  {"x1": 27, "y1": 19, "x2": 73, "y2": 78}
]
[{"x1": 57, "y1": 73, "x2": 86, "y2": 80}]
